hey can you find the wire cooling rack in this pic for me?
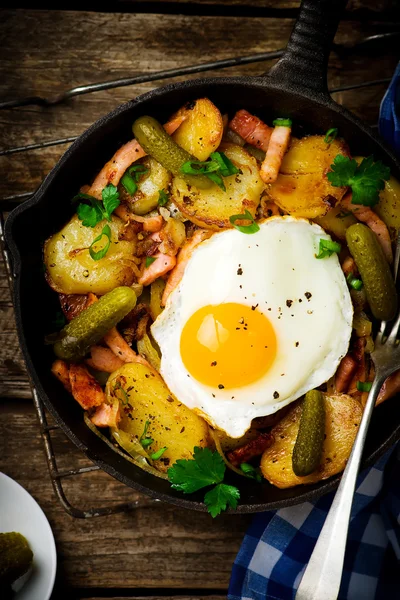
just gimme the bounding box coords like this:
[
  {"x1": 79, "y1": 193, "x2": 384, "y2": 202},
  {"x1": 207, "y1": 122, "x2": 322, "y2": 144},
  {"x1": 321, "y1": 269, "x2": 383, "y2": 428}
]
[{"x1": 0, "y1": 34, "x2": 398, "y2": 517}]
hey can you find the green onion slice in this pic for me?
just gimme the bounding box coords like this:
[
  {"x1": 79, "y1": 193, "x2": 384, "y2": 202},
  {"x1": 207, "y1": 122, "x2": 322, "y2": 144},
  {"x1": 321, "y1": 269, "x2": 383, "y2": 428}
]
[
  {"x1": 346, "y1": 272, "x2": 363, "y2": 290},
  {"x1": 324, "y1": 128, "x2": 339, "y2": 144},
  {"x1": 145, "y1": 256, "x2": 157, "y2": 268},
  {"x1": 210, "y1": 151, "x2": 240, "y2": 177},
  {"x1": 229, "y1": 210, "x2": 260, "y2": 234},
  {"x1": 272, "y1": 118, "x2": 292, "y2": 128},
  {"x1": 150, "y1": 447, "x2": 168, "y2": 460},
  {"x1": 356, "y1": 381, "x2": 372, "y2": 392},
  {"x1": 121, "y1": 173, "x2": 138, "y2": 196},
  {"x1": 315, "y1": 238, "x2": 341, "y2": 259},
  {"x1": 89, "y1": 224, "x2": 112, "y2": 261},
  {"x1": 240, "y1": 463, "x2": 262, "y2": 482}
]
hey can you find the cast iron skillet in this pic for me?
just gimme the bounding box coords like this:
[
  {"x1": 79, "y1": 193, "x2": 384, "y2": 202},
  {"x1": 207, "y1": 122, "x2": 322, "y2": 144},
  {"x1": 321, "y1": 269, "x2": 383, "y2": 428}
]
[{"x1": 5, "y1": 0, "x2": 400, "y2": 513}]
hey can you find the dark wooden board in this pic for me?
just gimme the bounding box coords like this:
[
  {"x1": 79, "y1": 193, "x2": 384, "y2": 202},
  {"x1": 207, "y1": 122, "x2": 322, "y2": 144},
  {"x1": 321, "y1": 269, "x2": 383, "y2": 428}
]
[{"x1": 0, "y1": 5, "x2": 399, "y2": 596}]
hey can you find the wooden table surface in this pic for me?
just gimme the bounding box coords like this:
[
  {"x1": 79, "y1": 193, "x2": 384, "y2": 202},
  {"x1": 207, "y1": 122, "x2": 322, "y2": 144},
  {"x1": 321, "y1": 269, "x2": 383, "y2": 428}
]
[{"x1": 0, "y1": 3, "x2": 399, "y2": 598}]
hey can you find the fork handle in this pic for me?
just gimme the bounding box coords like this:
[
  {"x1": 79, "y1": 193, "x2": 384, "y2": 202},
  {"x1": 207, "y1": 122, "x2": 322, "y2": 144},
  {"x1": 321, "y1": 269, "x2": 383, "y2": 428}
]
[{"x1": 295, "y1": 374, "x2": 386, "y2": 600}]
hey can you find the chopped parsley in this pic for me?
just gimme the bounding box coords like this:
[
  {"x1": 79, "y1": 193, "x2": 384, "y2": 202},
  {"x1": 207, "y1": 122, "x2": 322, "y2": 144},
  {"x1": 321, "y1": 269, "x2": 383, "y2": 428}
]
[
  {"x1": 327, "y1": 155, "x2": 390, "y2": 206},
  {"x1": 229, "y1": 210, "x2": 260, "y2": 234},
  {"x1": 180, "y1": 151, "x2": 240, "y2": 191},
  {"x1": 324, "y1": 128, "x2": 338, "y2": 144},
  {"x1": 357, "y1": 381, "x2": 372, "y2": 392},
  {"x1": 145, "y1": 256, "x2": 157, "y2": 268},
  {"x1": 89, "y1": 224, "x2": 112, "y2": 261},
  {"x1": 315, "y1": 238, "x2": 341, "y2": 259},
  {"x1": 76, "y1": 184, "x2": 120, "y2": 228},
  {"x1": 167, "y1": 446, "x2": 240, "y2": 517},
  {"x1": 158, "y1": 189, "x2": 169, "y2": 206}
]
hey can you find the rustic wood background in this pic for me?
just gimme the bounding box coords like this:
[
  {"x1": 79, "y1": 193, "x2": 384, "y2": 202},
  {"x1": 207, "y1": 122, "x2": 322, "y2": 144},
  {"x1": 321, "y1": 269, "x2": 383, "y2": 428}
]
[{"x1": 0, "y1": 2, "x2": 399, "y2": 598}]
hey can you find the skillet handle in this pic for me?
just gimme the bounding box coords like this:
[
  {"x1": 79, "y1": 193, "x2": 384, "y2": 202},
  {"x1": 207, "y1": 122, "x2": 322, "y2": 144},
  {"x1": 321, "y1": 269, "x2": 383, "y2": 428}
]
[{"x1": 267, "y1": 0, "x2": 347, "y2": 100}]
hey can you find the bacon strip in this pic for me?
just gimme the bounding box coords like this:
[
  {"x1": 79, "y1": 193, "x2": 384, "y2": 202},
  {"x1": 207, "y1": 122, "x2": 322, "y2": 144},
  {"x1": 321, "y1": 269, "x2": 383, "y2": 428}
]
[
  {"x1": 51, "y1": 359, "x2": 71, "y2": 392},
  {"x1": 90, "y1": 400, "x2": 121, "y2": 428},
  {"x1": 335, "y1": 355, "x2": 358, "y2": 393},
  {"x1": 86, "y1": 346, "x2": 125, "y2": 373},
  {"x1": 161, "y1": 229, "x2": 211, "y2": 306},
  {"x1": 229, "y1": 109, "x2": 272, "y2": 151},
  {"x1": 138, "y1": 253, "x2": 176, "y2": 286},
  {"x1": 69, "y1": 363, "x2": 105, "y2": 410},
  {"x1": 226, "y1": 432, "x2": 275, "y2": 467}
]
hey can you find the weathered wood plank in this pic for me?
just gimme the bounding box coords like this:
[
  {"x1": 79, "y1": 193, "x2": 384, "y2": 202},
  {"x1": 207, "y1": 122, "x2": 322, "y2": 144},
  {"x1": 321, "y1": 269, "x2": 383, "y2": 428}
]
[
  {"x1": 0, "y1": 401, "x2": 250, "y2": 589},
  {"x1": 0, "y1": 11, "x2": 398, "y2": 198}
]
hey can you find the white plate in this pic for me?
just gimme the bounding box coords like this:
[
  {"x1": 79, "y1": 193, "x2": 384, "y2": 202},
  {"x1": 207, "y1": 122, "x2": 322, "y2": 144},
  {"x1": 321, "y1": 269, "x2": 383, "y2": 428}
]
[{"x1": 0, "y1": 472, "x2": 57, "y2": 600}]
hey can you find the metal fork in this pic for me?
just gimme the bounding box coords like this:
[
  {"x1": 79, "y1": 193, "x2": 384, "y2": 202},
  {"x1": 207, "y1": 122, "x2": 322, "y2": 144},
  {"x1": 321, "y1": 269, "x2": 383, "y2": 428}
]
[{"x1": 296, "y1": 232, "x2": 400, "y2": 600}]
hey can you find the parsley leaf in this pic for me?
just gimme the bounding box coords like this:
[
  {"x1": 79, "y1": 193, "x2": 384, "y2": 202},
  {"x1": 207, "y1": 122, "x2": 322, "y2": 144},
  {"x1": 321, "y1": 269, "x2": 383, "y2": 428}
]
[
  {"x1": 315, "y1": 238, "x2": 341, "y2": 259},
  {"x1": 240, "y1": 462, "x2": 263, "y2": 482},
  {"x1": 158, "y1": 190, "x2": 169, "y2": 206},
  {"x1": 229, "y1": 210, "x2": 260, "y2": 234},
  {"x1": 77, "y1": 199, "x2": 105, "y2": 227},
  {"x1": 167, "y1": 447, "x2": 241, "y2": 517},
  {"x1": 168, "y1": 447, "x2": 225, "y2": 494},
  {"x1": 89, "y1": 224, "x2": 112, "y2": 261},
  {"x1": 102, "y1": 184, "x2": 120, "y2": 219},
  {"x1": 327, "y1": 154, "x2": 390, "y2": 206},
  {"x1": 204, "y1": 483, "x2": 240, "y2": 518},
  {"x1": 76, "y1": 184, "x2": 120, "y2": 228}
]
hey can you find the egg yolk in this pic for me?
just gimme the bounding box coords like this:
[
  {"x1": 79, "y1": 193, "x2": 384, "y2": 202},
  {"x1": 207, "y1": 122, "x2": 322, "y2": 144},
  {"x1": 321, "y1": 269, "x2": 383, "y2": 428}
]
[{"x1": 180, "y1": 303, "x2": 277, "y2": 389}]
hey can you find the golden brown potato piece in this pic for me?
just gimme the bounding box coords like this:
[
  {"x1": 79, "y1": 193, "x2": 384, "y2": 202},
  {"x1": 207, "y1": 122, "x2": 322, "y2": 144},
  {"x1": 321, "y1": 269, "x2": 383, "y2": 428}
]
[
  {"x1": 107, "y1": 363, "x2": 209, "y2": 472},
  {"x1": 314, "y1": 205, "x2": 357, "y2": 240},
  {"x1": 44, "y1": 215, "x2": 138, "y2": 295},
  {"x1": 171, "y1": 143, "x2": 264, "y2": 230},
  {"x1": 171, "y1": 98, "x2": 223, "y2": 161},
  {"x1": 267, "y1": 136, "x2": 350, "y2": 219},
  {"x1": 118, "y1": 157, "x2": 171, "y2": 216},
  {"x1": 260, "y1": 393, "x2": 362, "y2": 488}
]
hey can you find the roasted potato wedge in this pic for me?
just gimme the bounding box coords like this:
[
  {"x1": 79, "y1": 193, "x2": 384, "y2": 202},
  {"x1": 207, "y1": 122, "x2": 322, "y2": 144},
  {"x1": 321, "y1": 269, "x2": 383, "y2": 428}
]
[
  {"x1": 107, "y1": 363, "x2": 209, "y2": 472},
  {"x1": 172, "y1": 98, "x2": 223, "y2": 161},
  {"x1": 118, "y1": 157, "x2": 171, "y2": 216},
  {"x1": 44, "y1": 215, "x2": 138, "y2": 295},
  {"x1": 314, "y1": 205, "x2": 357, "y2": 240},
  {"x1": 267, "y1": 136, "x2": 350, "y2": 219},
  {"x1": 171, "y1": 143, "x2": 264, "y2": 230},
  {"x1": 260, "y1": 393, "x2": 362, "y2": 488}
]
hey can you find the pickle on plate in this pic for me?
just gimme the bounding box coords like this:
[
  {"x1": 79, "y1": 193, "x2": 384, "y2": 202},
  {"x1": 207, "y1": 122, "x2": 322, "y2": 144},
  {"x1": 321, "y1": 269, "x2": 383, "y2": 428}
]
[
  {"x1": 0, "y1": 532, "x2": 33, "y2": 587},
  {"x1": 53, "y1": 286, "x2": 137, "y2": 361},
  {"x1": 132, "y1": 116, "x2": 212, "y2": 189},
  {"x1": 292, "y1": 390, "x2": 325, "y2": 477},
  {"x1": 346, "y1": 223, "x2": 397, "y2": 321}
]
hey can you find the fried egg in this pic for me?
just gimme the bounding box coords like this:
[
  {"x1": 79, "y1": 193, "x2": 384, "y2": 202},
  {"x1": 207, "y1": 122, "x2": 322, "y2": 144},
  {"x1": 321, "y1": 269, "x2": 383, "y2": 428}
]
[{"x1": 151, "y1": 217, "x2": 353, "y2": 438}]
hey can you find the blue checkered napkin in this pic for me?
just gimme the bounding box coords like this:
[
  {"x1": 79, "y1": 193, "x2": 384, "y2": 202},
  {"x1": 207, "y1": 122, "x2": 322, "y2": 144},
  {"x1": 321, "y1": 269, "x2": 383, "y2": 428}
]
[
  {"x1": 229, "y1": 445, "x2": 400, "y2": 600},
  {"x1": 379, "y1": 61, "x2": 400, "y2": 154}
]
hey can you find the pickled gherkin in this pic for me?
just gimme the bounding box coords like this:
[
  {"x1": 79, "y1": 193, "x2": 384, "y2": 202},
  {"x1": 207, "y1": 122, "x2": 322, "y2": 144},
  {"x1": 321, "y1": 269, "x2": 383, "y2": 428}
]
[
  {"x1": 0, "y1": 532, "x2": 33, "y2": 587},
  {"x1": 292, "y1": 390, "x2": 325, "y2": 477},
  {"x1": 53, "y1": 286, "x2": 136, "y2": 361},
  {"x1": 346, "y1": 223, "x2": 397, "y2": 321},
  {"x1": 132, "y1": 116, "x2": 212, "y2": 189}
]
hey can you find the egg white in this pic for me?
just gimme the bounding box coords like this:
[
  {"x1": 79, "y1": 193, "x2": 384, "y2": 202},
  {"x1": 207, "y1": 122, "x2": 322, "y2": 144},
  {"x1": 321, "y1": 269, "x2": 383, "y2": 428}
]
[{"x1": 151, "y1": 216, "x2": 353, "y2": 438}]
